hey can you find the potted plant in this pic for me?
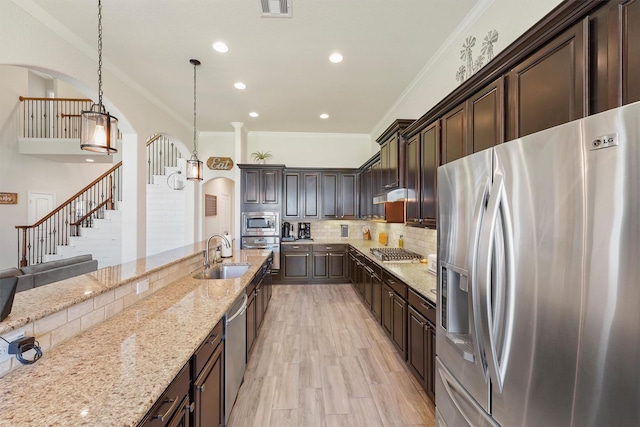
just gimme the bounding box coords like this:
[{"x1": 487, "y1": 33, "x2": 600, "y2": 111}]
[{"x1": 251, "y1": 150, "x2": 272, "y2": 164}]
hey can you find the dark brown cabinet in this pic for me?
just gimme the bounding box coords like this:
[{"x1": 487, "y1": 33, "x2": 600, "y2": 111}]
[
  {"x1": 319, "y1": 172, "x2": 358, "y2": 220},
  {"x1": 140, "y1": 363, "x2": 191, "y2": 427},
  {"x1": 281, "y1": 244, "x2": 311, "y2": 282},
  {"x1": 246, "y1": 281, "x2": 256, "y2": 353},
  {"x1": 468, "y1": 77, "x2": 504, "y2": 154},
  {"x1": 376, "y1": 120, "x2": 412, "y2": 191},
  {"x1": 381, "y1": 271, "x2": 408, "y2": 359},
  {"x1": 407, "y1": 290, "x2": 436, "y2": 403},
  {"x1": 191, "y1": 320, "x2": 224, "y2": 427},
  {"x1": 286, "y1": 244, "x2": 347, "y2": 283},
  {"x1": 405, "y1": 121, "x2": 439, "y2": 228},
  {"x1": 239, "y1": 165, "x2": 283, "y2": 210},
  {"x1": 283, "y1": 171, "x2": 319, "y2": 220},
  {"x1": 441, "y1": 103, "x2": 466, "y2": 164},
  {"x1": 621, "y1": 0, "x2": 640, "y2": 105},
  {"x1": 507, "y1": 19, "x2": 587, "y2": 139}
]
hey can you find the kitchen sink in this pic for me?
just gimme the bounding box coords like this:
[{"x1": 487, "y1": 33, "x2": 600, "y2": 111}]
[{"x1": 193, "y1": 264, "x2": 250, "y2": 280}]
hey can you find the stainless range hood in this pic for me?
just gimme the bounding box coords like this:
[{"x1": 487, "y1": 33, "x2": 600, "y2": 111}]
[{"x1": 373, "y1": 187, "x2": 408, "y2": 204}]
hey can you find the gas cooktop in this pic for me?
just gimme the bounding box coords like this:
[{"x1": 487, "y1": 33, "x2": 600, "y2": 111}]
[{"x1": 369, "y1": 247, "x2": 422, "y2": 263}]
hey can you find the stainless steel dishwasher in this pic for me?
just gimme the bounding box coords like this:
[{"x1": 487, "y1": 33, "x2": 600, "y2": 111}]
[{"x1": 224, "y1": 291, "x2": 247, "y2": 424}]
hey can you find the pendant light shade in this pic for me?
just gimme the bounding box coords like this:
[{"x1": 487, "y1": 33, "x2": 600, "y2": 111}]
[
  {"x1": 80, "y1": 105, "x2": 118, "y2": 154},
  {"x1": 186, "y1": 154, "x2": 203, "y2": 181},
  {"x1": 186, "y1": 59, "x2": 203, "y2": 181},
  {"x1": 81, "y1": 0, "x2": 118, "y2": 154}
]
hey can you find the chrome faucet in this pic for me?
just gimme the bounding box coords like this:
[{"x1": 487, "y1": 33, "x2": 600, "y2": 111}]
[{"x1": 204, "y1": 234, "x2": 231, "y2": 269}]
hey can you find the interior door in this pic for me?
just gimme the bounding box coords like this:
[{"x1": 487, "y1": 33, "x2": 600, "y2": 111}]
[{"x1": 28, "y1": 191, "x2": 54, "y2": 224}]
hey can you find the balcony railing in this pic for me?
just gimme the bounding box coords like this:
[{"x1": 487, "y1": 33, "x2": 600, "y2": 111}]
[{"x1": 19, "y1": 96, "x2": 93, "y2": 139}]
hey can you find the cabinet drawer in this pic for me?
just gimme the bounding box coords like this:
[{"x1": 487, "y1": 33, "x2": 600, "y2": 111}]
[
  {"x1": 381, "y1": 270, "x2": 407, "y2": 299},
  {"x1": 408, "y1": 289, "x2": 436, "y2": 325},
  {"x1": 313, "y1": 244, "x2": 347, "y2": 252},
  {"x1": 364, "y1": 257, "x2": 382, "y2": 277},
  {"x1": 282, "y1": 244, "x2": 311, "y2": 252},
  {"x1": 193, "y1": 319, "x2": 223, "y2": 376},
  {"x1": 141, "y1": 363, "x2": 190, "y2": 426}
]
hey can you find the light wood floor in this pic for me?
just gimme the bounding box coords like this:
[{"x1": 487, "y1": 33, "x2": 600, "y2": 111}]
[{"x1": 227, "y1": 284, "x2": 436, "y2": 427}]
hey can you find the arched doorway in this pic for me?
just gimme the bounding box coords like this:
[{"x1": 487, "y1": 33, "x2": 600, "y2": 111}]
[{"x1": 202, "y1": 177, "x2": 236, "y2": 249}]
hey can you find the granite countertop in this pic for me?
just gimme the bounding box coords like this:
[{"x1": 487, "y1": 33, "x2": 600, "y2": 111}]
[
  {"x1": 284, "y1": 238, "x2": 437, "y2": 303},
  {"x1": 0, "y1": 242, "x2": 209, "y2": 336},
  {"x1": 0, "y1": 249, "x2": 269, "y2": 426}
]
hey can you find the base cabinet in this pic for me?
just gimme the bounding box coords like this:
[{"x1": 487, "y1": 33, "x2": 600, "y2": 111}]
[
  {"x1": 280, "y1": 244, "x2": 348, "y2": 284},
  {"x1": 140, "y1": 363, "x2": 191, "y2": 427},
  {"x1": 407, "y1": 289, "x2": 437, "y2": 403},
  {"x1": 281, "y1": 245, "x2": 311, "y2": 282},
  {"x1": 381, "y1": 278, "x2": 407, "y2": 359},
  {"x1": 192, "y1": 343, "x2": 224, "y2": 427}
]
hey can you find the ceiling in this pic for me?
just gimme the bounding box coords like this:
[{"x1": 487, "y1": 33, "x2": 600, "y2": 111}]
[{"x1": 23, "y1": 0, "x2": 478, "y2": 135}]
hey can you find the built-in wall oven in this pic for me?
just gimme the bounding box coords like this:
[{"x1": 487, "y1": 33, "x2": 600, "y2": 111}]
[
  {"x1": 241, "y1": 211, "x2": 280, "y2": 237},
  {"x1": 241, "y1": 236, "x2": 280, "y2": 270}
]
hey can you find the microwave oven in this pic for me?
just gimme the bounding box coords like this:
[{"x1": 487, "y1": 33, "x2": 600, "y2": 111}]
[{"x1": 241, "y1": 211, "x2": 280, "y2": 236}]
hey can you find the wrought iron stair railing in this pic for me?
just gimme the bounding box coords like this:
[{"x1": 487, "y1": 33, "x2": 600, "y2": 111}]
[{"x1": 15, "y1": 133, "x2": 184, "y2": 266}]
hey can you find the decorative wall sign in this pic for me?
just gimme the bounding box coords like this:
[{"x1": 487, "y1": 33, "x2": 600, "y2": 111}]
[
  {"x1": 0, "y1": 193, "x2": 18, "y2": 204},
  {"x1": 456, "y1": 29, "x2": 499, "y2": 84},
  {"x1": 206, "y1": 157, "x2": 234, "y2": 171},
  {"x1": 205, "y1": 194, "x2": 217, "y2": 216}
]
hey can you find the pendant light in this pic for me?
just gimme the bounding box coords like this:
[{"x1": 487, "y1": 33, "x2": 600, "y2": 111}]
[
  {"x1": 80, "y1": 0, "x2": 118, "y2": 154},
  {"x1": 186, "y1": 59, "x2": 203, "y2": 181}
]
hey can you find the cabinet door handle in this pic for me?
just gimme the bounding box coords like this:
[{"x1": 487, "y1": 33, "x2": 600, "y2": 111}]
[
  {"x1": 387, "y1": 279, "x2": 395, "y2": 285},
  {"x1": 293, "y1": 246, "x2": 299, "y2": 249},
  {"x1": 421, "y1": 302, "x2": 433, "y2": 310},
  {"x1": 388, "y1": 291, "x2": 394, "y2": 297},
  {"x1": 198, "y1": 383, "x2": 206, "y2": 392},
  {"x1": 206, "y1": 333, "x2": 219, "y2": 345},
  {"x1": 153, "y1": 397, "x2": 179, "y2": 422},
  {"x1": 189, "y1": 402, "x2": 195, "y2": 412}
]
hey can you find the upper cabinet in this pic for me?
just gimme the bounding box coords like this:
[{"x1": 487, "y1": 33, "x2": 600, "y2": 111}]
[
  {"x1": 405, "y1": 121, "x2": 439, "y2": 228},
  {"x1": 322, "y1": 172, "x2": 358, "y2": 220},
  {"x1": 468, "y1": 77, "x2": 504, "y2": 154},
  {"x1": 621, "y1": 0, "x2": 640, "y2": 105},
  {"x1": 441, "y1": 103, "x2": 466, "y2": 164},
  {"x1": 284, "y1": 169, "x2": 359, "y2": 220},
  {"x1": 507, "y1": 19, "x2": 587, "y2": 140},
  {"x1": 376, "y1": 120, "x2": 413, "y2": 191},
  {"x1": 283, "y1": 171, "x2": 319, "y2": 220},
  {"x1": 239, "y1": 165, "x2": 284, "y2": 212}
]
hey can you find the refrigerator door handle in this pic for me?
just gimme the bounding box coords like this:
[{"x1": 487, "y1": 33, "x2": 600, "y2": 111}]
[
  {"x1": 477, "y1": 173, "x2": 515, "y2": 393},
  {"x1": 468, "y1": 178, "x2": 491, "y2": 376},
  {"x1": 437, "y1": 359, "x2": 500, "y2": 427}
]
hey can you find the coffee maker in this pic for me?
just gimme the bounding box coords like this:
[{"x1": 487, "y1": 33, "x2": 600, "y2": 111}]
[
  {"x1": 297, "y1": 222, "x2": 311, "y2": 240},
  {"x1": 282, "y1": 221, "x2": 294, "y2": 241}
]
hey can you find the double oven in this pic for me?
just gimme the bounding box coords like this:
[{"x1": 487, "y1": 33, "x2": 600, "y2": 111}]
[{"x1": 241, "y1": 212, "x2": 280, "y2": 270}]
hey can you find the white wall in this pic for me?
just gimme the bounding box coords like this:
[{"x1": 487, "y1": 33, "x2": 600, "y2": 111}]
[
  {"x1": 0, "y1": 1, "x2": 193, "y2": 267},
  {"x1": 0, "y1": 66, "x2": 115, "y2": 269},
  {"x1": 246, "y1": 132, "x2": 373, "y2": 168}
]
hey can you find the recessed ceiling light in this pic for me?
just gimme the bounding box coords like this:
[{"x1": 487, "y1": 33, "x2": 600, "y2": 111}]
[
  {"x1": 320, "y1": 113, "x2": 329, "y2": 119},
  {"x1": 249, "y1": 112, "x2": 259, "y2": 118},
  {"x1": 85, "y1": 158, "x2": 95, "y2": 162},
  {"x1": 234, "y1": 82, "x2": 246, "y2": 90},
  {"x1": 329, "y1": 53, "x2": 343, "y2": 63},
  {"x1": 213, "y1": 41, "x2": 229, "y2": 53}
]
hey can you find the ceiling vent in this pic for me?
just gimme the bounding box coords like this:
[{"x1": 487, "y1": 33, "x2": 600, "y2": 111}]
[{"x1": 261, "y1": 0, "x2": 292, "y2": 17}]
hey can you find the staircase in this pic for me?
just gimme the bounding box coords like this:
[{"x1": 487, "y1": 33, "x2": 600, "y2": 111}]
[{"x1": 16, "y1": 132, "x2": 185, "y2": 268}]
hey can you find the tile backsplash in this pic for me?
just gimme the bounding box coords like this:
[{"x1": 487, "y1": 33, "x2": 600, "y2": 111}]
[{"x1": 306, "y1": 220, "x2": 437, "y2": 258}]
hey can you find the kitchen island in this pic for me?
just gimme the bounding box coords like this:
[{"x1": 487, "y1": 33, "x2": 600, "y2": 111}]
[{"x1": 0, "y1": 246, "x2": 270, "y2": 426}]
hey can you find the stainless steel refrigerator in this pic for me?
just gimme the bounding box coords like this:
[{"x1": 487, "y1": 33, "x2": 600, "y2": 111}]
[{"x1": 435, "y1": 101, "x2": 640, "y2": 427}]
